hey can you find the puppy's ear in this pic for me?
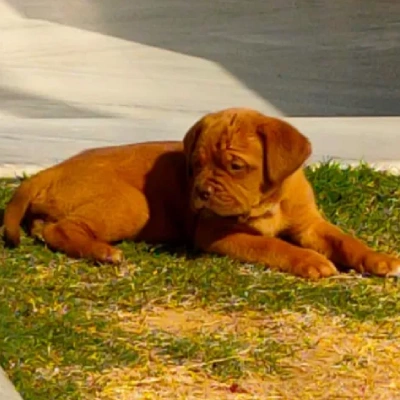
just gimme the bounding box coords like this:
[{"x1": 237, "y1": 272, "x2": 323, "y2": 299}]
[
  {"x1": 258, "y1": 118, "x2": 311, "y2": 184},
  {"x1": 183, "y1": 118, "x2": 203, "y2": 177}
]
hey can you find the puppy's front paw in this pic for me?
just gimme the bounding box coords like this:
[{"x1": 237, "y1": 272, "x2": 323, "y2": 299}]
[
  {"x1": 291, "y1": 251, "x2": 339, "y2": 280},
  {"x1": 361, "y1": 252, "x2": 400, "y2": 277}
]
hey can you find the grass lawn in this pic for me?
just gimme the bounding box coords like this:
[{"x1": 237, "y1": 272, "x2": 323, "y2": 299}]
[{"x1": 1, "y1": 162, "x2": 400, "y2": 400}]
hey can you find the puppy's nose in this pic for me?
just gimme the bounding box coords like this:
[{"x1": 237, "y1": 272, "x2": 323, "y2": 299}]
[{"x1": 196, "y1": 185, "x2": 213, "y2": 201}]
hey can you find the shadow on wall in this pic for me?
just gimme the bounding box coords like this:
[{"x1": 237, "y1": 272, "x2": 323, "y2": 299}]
[{"x1": 4, "y1": 0, "x2": 400, "y2": 117}]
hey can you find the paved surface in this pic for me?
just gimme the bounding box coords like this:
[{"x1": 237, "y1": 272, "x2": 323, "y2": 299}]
[
  {"x1": 0, "y1": 0, "x2": 400, "y2": 177},
  {"x1": 0, "y1": 1, "x2": 400, "y2": 398},
  {"x1": 1, "y1": 0, "x2": 400, "y2": 117},
  {"x1": 1, "y1": 117, "x2": 400, "y2": 178}
]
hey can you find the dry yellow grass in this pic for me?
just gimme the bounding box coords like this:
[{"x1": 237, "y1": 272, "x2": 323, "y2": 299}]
[{"x1": 43, "y1": 307, "x2": 400, "y2": 400}]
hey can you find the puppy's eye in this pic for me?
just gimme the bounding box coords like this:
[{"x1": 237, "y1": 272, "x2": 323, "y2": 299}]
[
  {"x1": 229, "y1": 161, "x2": 246, "y2": 172},
  {"x1": 231, "y1": 163, "x2": 243, "y2": 170}
]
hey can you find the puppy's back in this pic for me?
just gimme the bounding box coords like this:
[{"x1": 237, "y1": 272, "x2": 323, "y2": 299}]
[{"x1": 3, "y1": 141, "x2": 185, "y2": 246}]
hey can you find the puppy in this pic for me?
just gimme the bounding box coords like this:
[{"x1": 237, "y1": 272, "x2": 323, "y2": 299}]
[{"x1": 3, "y1": 108, "x2": 400, "y2": 279}]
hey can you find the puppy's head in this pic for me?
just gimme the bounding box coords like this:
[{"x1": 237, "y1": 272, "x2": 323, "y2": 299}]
[{"x1": 184, "y1": 108, "x2": 311, "y2": 218}]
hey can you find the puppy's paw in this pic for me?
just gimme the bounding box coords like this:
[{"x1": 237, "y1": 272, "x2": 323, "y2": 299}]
[
  {"x1": 105, "y1": 248, "x2": 124, "y2": 264},
  {"x1": 291, "y1": 251, "x2": 339, "y2": 280},
  {"x1": 95, "y1": 245, "x2": 124, "y2": 264},
  {"x1": 361, "y1": 252, "x2": 400, "y2": 277}
]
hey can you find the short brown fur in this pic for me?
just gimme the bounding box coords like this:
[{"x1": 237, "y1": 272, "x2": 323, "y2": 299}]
[{"x1": 3, "y1": 108, "x2": 400, "y2": 279}]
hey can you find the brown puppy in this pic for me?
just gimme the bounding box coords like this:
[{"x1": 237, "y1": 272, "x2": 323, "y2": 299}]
[{"x1": 3, "y1": 108, "x2": 400, "y2": 279}]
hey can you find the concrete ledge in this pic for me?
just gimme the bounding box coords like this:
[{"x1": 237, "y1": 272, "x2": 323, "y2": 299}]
[
  {"x1": 0, "y1": 368, "x2": 22, "y2": 400},
  {"x1": 1, "y1": 117, "x2": 400, "y2": 177}
]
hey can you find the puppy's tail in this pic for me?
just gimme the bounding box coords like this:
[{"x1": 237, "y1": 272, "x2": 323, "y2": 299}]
[{"x1": 3, "y1": 179, "x2": 34, "y2": 247}]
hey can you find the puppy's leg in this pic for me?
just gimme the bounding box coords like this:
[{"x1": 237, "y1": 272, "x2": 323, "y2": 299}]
[
  {"x1": 36, "y1": 219, "x2": 124, "y2": 263},
  {"x1": 290, "y1": 218, "x2": 400, "y2": 277},
  {"x1": 195, "y1": 223, "x2": 338, "y2": 279},
  {"x1": 33, "y1": 187, "x2": 150, "y2": 263}
]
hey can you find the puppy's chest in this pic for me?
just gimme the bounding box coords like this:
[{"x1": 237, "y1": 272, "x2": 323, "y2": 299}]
[{"x1": 246, "y1": 205, "x2": 286, "y2": 237}]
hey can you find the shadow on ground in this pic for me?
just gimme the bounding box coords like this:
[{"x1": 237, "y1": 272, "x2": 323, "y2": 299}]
[{"x1": 0, "y1": 84, "x2": 116, "y2": 118}]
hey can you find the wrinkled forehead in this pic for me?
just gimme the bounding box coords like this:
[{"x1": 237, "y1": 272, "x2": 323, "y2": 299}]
[{"x1": 195, "y1": 110, "x2": 263, "y2": 160}]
